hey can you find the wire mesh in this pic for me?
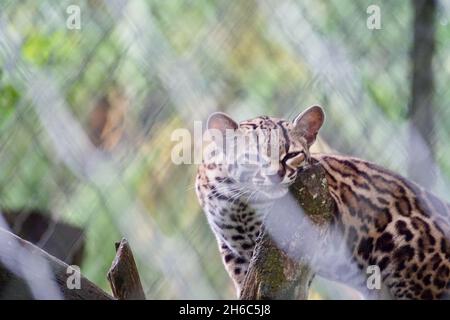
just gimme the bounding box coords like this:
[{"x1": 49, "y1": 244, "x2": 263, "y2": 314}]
[{"x1": 0, "y1": 0, "x2": 449, "y2": 299}]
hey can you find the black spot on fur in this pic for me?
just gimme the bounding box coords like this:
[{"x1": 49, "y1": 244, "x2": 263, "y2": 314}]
[
  {"x1": 431, "y1": 253, "x2": 441, "y2": 270},
  {"x1": 235, "y1": 257, "x2": 247, "y2": 264},
  {"x1": 395, "y1": 197, "x2": 412, "y2": 217},
  {"x1": 393, "y1": 245, "x2": 415, "y2": 269},
  {"x1": 423, "y1": 274, "x2": 431, "y2": 286},
  {"x1": 420, "y1": 289, "x2": 433, "y2": 300},
  {"x1": 375, "y1": 232, "x2": 395, "y2": 252},
  {"x1": 224, "y1": 254, "x2": 234, "y2": 263},
  {"x1": 441, "y1": 238, "x2": 450, "y2": 259},
  {"x1": 378, "y1": 256, "x2": 390, "y2": 271},
  {"x1": 375, "y1": 209, "x2": 392, "y2": 232},
  {"x1": 377, "y1": 197, "x2": 389, "y2": 205},
  {"x1": 357, "y1": 237, "x2": 374, "y2": 260},
  {"x1": 395, "y1": 220, "x2": 414, "y2": 241},
  {"x1": 235, "y1": 226, "x2": 245, "y2": 234}
]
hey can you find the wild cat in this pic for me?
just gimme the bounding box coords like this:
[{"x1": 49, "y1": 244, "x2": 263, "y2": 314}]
[{"x1": 195, "y1": 106, "x2": 450, "y2": 299}]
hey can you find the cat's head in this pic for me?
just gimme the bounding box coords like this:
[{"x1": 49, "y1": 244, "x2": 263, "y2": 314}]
[{"x1": 205, "y1": 105, "x2": 325, "y2": 198}]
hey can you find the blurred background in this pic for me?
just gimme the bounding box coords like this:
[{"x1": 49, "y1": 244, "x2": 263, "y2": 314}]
[{"x1": 0, "y1": 0, "x2": 449, "y2": 299}]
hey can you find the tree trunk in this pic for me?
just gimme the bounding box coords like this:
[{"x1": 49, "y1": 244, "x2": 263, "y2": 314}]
[
  {"x1": 240, "y1": 161, "x2": 335, "y2": 300},
  {"x1": 408, "y1": 0, "x2": 437, "y2": 188}
]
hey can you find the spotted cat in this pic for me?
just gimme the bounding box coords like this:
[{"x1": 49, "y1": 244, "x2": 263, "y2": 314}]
[{"x1": 195, "y1": 106, "x2": 450, "y2": 299}]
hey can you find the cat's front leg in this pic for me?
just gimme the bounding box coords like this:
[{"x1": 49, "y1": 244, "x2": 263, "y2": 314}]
[{"x1": 218, "y1": 241, "x2": 250, "y2": 297}]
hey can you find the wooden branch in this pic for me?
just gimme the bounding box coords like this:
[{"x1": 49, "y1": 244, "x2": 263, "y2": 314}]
[
  {"x1": 107, "y1": 238, "x2": 146, "y2": 300},
  {"x1": 0, "y1": 227, "x2": 113, "y2": 300},
  {"x1": 240, "y1": 161, "x2": 335, "y2": 300}
]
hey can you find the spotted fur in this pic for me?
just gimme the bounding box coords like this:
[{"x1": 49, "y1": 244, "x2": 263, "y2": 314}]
[{"x1": 195, "y1": 106, "x2": 450, "y2": 299}]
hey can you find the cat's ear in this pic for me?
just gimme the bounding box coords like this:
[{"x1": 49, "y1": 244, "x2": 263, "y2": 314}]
[
  {"x1": 207, "y1": 112, "x2": 238, "y2": 133},
  {"x1": 293, "y1": 105, "x2": 325, "y2": 146}
]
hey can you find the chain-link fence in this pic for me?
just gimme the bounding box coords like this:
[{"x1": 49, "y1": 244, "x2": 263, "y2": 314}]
[{"x1": 0, "y1": 0, "x2": 449, "y2": 299}]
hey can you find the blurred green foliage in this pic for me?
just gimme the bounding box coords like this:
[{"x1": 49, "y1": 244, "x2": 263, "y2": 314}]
[{"x1": 0, "y1": 0, "x2": 449, "y2": 299}]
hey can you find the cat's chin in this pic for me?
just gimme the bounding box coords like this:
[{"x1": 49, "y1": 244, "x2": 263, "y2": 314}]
[
  {"x1": 230, "y1": 180, "x2": 291, "y2": 201},
  {"x1": 248, "y1": 184, "x2": 289, "y2": 202}
]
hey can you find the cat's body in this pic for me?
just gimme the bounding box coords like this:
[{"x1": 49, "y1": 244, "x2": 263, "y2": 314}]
[
  {"x1": 195, "y1": 106, "x2": 450, "y2": 299},
  {"x1": 314, "y1": 153, "x2": 450, "y2": 299}
]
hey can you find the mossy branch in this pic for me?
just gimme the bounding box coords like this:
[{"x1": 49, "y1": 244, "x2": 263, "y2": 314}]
[{"x1": 240, "y1": 161, "x2": 335, "y2": 300}]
